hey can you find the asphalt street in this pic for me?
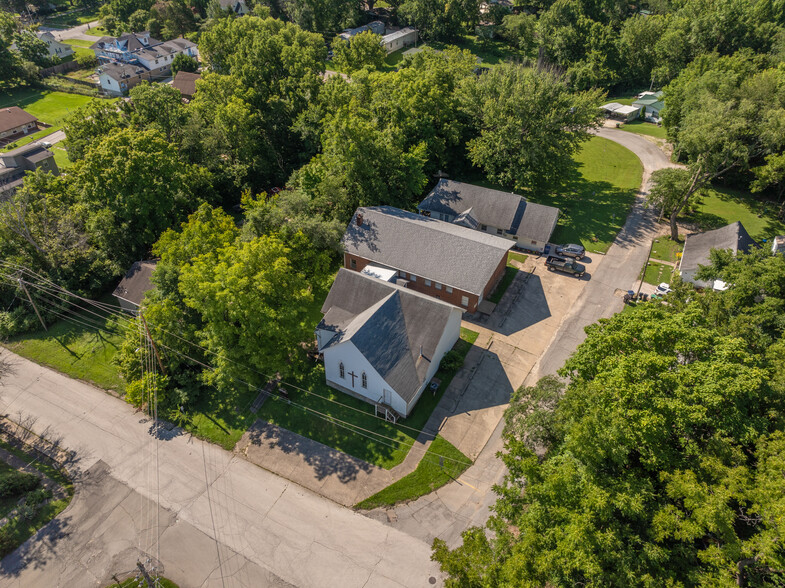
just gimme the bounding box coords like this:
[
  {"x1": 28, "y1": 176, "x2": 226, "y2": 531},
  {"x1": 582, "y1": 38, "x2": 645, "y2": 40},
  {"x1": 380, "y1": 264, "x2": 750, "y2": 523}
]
[{"x1": 0, "y1": 350, "x2": 442, "y2": 588}]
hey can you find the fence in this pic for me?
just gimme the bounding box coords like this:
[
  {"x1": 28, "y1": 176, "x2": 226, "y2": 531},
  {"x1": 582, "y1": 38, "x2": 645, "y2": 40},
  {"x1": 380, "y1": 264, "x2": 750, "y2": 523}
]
[{"x1": 40, "y1": 60, "x2": 82, "y2": 77}]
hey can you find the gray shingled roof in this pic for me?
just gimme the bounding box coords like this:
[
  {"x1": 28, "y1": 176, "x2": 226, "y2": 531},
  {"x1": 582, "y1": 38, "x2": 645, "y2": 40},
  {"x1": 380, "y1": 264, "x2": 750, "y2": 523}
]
[
  {"x1": 342, "y1": 206, "x2": 513, "y2": 296},
  {"x1": 418, "y1": 179, "x2": 559, "y2": 243},
  {"x1": 0, "y1": 107, "x2": 37, "y2": 135},
  {"x1": 319, "y1": 269, "x2": 456, "y2": 402},
  {"x1": 113, "y1": 260, "x2": 157, "y2": 306},
  {"x1": 680, "y1": 221, "x2": 758, "y2": 277}
]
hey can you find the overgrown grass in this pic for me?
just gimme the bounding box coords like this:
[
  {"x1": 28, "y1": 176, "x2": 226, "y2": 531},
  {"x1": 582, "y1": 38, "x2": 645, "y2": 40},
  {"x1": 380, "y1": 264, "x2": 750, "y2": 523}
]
[
  {"x1": 44, "y1": 9, "x2": 100, "y2": 27},
  {"x1": 650, "y1": 236, "x2": 683, "y2": 263},
  {"x1": 3, "y1": 297, "x2": 127, "y2": 393},
  {"x1": 641, "y1": 261, "x2": 674, "y2": 286},
  {"x1": 681, "y1": 185, "x2": 785, "y2": 243},
  {"x1": 619, "y1": 120, "x2": 667, "y2": 140},
  {"x1": 355, "y1": 435, "x2": 471, "y2": 509},
  {"x1": 106, "y1": 578, "x2": 178, "y2": 588},
  {"x1": 487, "y1": 266, "x2": 517, "y2": 304}
]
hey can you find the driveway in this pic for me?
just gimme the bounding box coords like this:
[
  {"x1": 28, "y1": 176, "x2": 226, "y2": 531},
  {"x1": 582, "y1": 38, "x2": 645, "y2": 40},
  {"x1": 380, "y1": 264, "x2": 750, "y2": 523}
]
[
  {"x1": 0, "y1": 350, "x2": 442, "y2": 587},
  {"x1": 40, "y1": 21, "x2": 100, "y2": 43}
]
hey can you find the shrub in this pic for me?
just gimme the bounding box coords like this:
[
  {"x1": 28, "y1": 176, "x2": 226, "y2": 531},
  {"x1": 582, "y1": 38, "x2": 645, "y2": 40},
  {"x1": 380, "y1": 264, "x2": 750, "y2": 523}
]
[
  {"x1": 0, "y1": 471, "x2": 40, "y2": 498},
  {"x1": 440, "y1": 350, "x2": 464, "y2": 373}
]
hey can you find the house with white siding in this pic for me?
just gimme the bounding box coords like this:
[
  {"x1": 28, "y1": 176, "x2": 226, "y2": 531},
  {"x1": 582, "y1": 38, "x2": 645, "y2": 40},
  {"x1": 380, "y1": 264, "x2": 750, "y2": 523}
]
[{"x1": 317, "y1": 269, "x2": 462, "y2": 420}]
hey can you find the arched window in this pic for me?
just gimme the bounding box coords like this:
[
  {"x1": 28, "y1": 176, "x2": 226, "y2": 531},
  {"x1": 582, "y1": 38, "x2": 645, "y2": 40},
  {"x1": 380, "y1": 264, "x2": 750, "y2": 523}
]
[
  {"x1": 339, "y1": 362, "x2": 345, "y2": 379},
  {"x1": 361, "y1": 372, "x2": 367, "y2": 388}
]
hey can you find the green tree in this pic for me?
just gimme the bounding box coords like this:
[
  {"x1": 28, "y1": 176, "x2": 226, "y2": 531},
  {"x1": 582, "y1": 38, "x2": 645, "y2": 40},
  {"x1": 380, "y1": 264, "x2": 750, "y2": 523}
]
[
  {"x1": 171, "y1": 51, "x2": 199, "y2": 75},
  {"x1": 74, "y1": 128, "x2": 212, "y2": 266},
  {"x1": 128, "y1": 81, "x2": 189, "y2": 142},
  {"x1": 280, "y1": 0, "x2": 360, "y2": 34},
  {"x1": 12, "y1": 30, "x2": 54, "y2": 67},
  {"x1": 290, "y1": 108, "x2": 428, "y2": 219},
  {"x1": 434, "y1": 252, "x2": 785, "y2": 586},
  {"x1": 149, "y1": 0, "x2": 197, "y2": 39},
  {"x1": 500, "y1": 13, "x2": 538, "y2": 55},
  {"x1": 459, "y1": 63, "x2": 604, "y2": 192},
  {"x1": 398, "y1": 0, "x2": 479, "y2": 41},
  {"x1": 63, "y1": 99, "x2": 128, "y2": 162},
  {"x1": 331, "y1": 31, "x2": 385, "y2": 73}
]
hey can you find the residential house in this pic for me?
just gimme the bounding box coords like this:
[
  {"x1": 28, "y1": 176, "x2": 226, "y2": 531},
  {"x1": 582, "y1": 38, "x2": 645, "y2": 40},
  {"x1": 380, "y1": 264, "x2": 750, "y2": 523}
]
[
  {"x1": 678, "y1": 221, "x2": 758, "y2": 289},
  {"x1": 341, "y1": 206, "x2": 514, "y2": 313},
  {"x1": 113, "y1": 260, "x2": 157, "y2": 312},
  {"x1": 92, "y1": 32, "x2": 198, "y2": 95},
  {"x1": 172, "y1": 71, "x2": 201, "y2": 99},
  {"x1": 0, "y1": 143, "x2": 58, "y2": 199},
  {"x1": 381, "y1": 28, "x2": 417, "y2": 53},
  {"x1": 339, "y1": 21, "x2": 385, "y2": 41},
  {"x1": 633, "y1": 91, "x2": 665, "y2": 121},
  {"x1": 98, "y1": 62, "x2": 150, "y2": 96},
  {"x1": 218, "y1": 0, "x2": 250, "y2": 14},
  {"x1": 0, "y1": 107, "x2": 38, "y2": 141},
  {"x1": 418, "y1": 179, "x2": 560, "y2": 253},
  {"x1": 11, "y1": 30, "x2": 73, "y2": 61},
  {"x1": 316, "y1": 268, "x2": 462, "y2": 419},
  {"x1": 601, "y1": 102, "x2": 642, "y2": 122}
]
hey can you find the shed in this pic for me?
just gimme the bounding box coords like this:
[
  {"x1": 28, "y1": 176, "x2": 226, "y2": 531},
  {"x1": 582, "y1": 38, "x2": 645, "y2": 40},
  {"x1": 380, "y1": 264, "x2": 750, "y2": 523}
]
[{"x1": 113, "y1": 260, "x2": 157, "y2": 312}]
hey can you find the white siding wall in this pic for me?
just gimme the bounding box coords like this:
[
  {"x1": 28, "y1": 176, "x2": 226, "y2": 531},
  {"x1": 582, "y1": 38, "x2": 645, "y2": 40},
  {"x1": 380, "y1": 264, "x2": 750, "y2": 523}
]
[
  {"x1": 404, "y1": 307, "x2": 462, "y2": 415},
  {"x1": 324, "y1": 342, "x2": 407, "y2": 415}
]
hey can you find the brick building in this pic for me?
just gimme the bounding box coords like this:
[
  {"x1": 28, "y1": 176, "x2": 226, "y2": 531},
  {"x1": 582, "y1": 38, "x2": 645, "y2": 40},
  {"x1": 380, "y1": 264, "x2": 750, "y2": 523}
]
[{"x1": 341, "y1": 206, "x2": 513, "y2": 313}]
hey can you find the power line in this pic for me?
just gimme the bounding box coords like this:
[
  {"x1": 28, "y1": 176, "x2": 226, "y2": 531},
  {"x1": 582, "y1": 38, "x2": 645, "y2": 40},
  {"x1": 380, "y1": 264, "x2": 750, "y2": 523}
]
[{"x1": 1, "y1": 268, "x2": 473, "y2": 467}]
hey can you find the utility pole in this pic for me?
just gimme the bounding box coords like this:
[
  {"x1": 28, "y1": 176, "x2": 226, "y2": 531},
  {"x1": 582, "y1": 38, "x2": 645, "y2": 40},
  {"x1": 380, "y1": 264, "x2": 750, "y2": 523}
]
[
  {"x1": 136, "y1": 560, "x2": 155, "y2": 587},
  {"x1": 140, "y1": 311, "x2": 166, "y2": 374},
  {"x1": 18, "y1": 279, "x2": 47, "y2": 331}
]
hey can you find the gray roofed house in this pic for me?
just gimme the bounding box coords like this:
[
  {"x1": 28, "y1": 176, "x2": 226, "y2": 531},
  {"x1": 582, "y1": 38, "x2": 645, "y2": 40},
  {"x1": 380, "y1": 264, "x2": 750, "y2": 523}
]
[
  {"x1": 679, "y1": 221, "x2": 758, "y2": 289},
  {"x1": 342, "y1": 206, "x2": 513, "y2": 298},
  {"x1": 0, "y1": 143, "x2": 58, "y2": 199},
  {"x1": 316, "y1": 269, "x2": 462, "y2": 419},
  {"x1": 418, "y1": 179, "x2": 560, "y2": 252},
  {"x1": 113, "y1": 260, "x2": 157, "y2": 312}
]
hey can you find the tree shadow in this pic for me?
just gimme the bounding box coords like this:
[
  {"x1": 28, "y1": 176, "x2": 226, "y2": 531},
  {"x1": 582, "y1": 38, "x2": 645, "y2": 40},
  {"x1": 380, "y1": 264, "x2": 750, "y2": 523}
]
[{"x1": 246, "y1": 420, "x2": 376, "y2": 483}]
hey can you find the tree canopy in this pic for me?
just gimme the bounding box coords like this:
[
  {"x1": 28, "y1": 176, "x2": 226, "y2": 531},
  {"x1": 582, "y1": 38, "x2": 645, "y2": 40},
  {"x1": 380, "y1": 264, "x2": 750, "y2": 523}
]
[{"x1": 434, "y1": 251, "x2": 785, "y2": 587}]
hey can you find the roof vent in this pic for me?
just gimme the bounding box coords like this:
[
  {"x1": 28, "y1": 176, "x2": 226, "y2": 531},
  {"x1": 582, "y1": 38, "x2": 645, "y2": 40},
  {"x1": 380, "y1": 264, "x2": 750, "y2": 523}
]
[{"x1": 356, "y1": 213, "x2": 364, "y2": 226}]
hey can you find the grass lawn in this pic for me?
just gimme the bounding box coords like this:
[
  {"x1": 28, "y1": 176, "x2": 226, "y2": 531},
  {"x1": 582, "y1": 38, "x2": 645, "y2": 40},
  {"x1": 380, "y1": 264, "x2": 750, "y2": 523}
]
[
  {"x1": 487, "y1": 266, "x2": 517, "y2": 304},
  {"x1": 63, "y1": 39, "x2": 96, "y2": 62},
  {"x1": 641, "y1": 261, "x2": 674, "y2": 286},
  {"x1": 650, "y1": 236, "x2": 683, "y2": 263},
  {"x1": 507, "y1": 251, "x2": 528, "y2": 265},
  {"x1": 619, "y1": 120, "x2": 667, "y2": 140},
  {"x1": 537, "y1": 136, "x2": 642, "y2": 254},
  {"x1": 249, "y1": 326, "x2": 481, "y2": 468},
  {"x1": 3, "y1": 297, "x2": 127, "y2": 394},
  {"x1": 0, "y1": 88, "x2": 94, "y2": 151},
  {"x1": 682, "y1": 185, "x2": 785, "y2": 243},
  {"x1": 107, "y1": 578, "x2": 178, "y2": 588},
  {"x1": 355, "y1": 435, "x2": 471, "y2": 509},
  {"x1": 51, "y1": 144, "x2": 73, "y2": 169},
  {"x1": 84, "y1": 26, "x2": 109, "y2": 37}
]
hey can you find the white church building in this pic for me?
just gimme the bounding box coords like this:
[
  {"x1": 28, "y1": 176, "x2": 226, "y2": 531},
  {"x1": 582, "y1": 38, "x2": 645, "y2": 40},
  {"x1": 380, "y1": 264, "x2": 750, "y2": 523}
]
[{"x1": 316, "y1": 269, "x2": 461, "y2": 420}]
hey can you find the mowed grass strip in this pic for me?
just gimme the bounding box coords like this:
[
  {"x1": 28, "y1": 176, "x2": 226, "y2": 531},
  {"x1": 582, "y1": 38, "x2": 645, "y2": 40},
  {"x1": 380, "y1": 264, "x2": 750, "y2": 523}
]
[
  {"x1": 641, "y1": 261, "x2": 674, "y2": 286},
  {"x1": 650, "y1": 237, "x2": 683, "y2": 263},
  {"x1": 619, "y1": 120, "x2": 667, "y2": 140},
  {"x1": 355, "y1": 435, "x2": 470, "y2": 509}
]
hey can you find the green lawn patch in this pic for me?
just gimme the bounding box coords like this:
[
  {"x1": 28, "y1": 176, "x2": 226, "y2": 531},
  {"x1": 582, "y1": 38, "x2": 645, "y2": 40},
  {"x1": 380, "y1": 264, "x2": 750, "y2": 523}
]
[
  {"x1": 682, "y1": 185, "x2": 785, "y2": 243},
  {"x1": 107, "y1": 577, "x2": 178, "y2": 588},
  {"x1": 63, "y1": 40, "x2": 96, "y2": 61},
  {"x1": 84, "y1": 26, "x2": 109, "y2": 37},
  {"x1": 355, "y1": 435, "x2": 471, "y2": 509},
  {"x1": 52, "y1": 144, "x2": 73, "y2": 169},
  {"x1": 641, "y1": 261, "x2": 673, "y2": 286},
  {"x1": 0, "y1": 88, "x2": 95, "y2": 151},
  {"x1": 3, "y1": 297, "x2": 127, "y2": 394},
  {"x1": 248, "y1": 326, "x2": 480, "y2": 469},
  {"x1": 619, "y1": 120, "x2": 667, "y2": 140},
  {"x1": 487, "y1": 266, "x2": 517, "y2": 304},
  {"x1": 508, "y1": 251, "x2": 528, "y2": 266},
  {"x1": 650, "y1": 236, "x2": 683, "y2": 263}
]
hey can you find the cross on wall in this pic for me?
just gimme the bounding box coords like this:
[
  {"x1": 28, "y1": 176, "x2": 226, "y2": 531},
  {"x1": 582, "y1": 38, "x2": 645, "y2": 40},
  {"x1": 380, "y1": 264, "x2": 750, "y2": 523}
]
[{"x1": 348, "y1": 370, "x2": 358, "y2": 387}]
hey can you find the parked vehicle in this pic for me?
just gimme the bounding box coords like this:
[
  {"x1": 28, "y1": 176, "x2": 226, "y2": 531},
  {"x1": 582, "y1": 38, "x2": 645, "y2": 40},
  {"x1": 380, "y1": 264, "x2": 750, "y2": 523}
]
[
  {"x1": 655, "y1": 283, "x2": 672, "y2": 295},
  {"x1": 555, "y1": 243, "x2": 586, "y2": 260},
  {"x1": 546, "y1": 255, "x2": 586, "y2": 276}
]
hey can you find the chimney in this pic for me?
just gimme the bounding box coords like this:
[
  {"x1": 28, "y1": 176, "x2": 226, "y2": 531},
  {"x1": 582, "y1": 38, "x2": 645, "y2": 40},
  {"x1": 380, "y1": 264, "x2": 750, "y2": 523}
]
[
  {"x1": 356, "y1": 213, "x2": 364, "y2": 227},
  {"x1": 419, "y1": 344, "x2": 423, "y2": 358}
]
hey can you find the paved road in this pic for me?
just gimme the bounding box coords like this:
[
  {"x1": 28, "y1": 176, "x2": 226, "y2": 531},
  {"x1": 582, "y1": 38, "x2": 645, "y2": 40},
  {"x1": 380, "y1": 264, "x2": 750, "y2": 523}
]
[
  {"x1": 40, "y1": 20, "x2": 100, "y2": 42},
  {"x1": 368, "y1": 128, "x2": 679, "y2": 548},
  {"x1": 0, "y1": 351, "x2": 442, "y2": 588}
]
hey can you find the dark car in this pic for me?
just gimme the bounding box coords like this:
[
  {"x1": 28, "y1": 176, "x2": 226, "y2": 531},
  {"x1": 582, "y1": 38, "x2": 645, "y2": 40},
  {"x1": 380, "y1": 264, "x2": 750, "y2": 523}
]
[{"x1": 555, "y1": 243, "x2": 586, "y2": 260}]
